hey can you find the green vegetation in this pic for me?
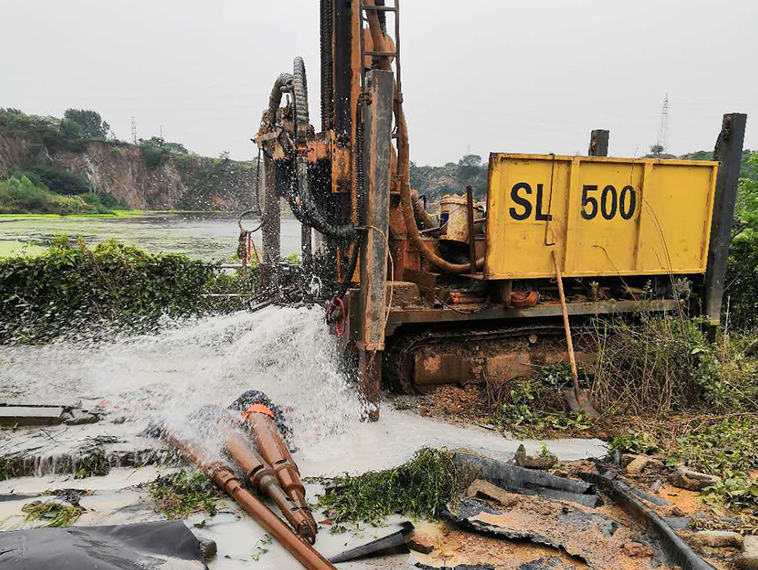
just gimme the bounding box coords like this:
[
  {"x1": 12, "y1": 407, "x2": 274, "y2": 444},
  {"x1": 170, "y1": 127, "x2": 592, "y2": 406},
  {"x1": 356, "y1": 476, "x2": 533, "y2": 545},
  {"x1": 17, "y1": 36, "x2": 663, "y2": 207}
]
[
  {"x1": 727, "y1": 151, "x2": 758, "y2": 329},
  {"x1": 0, "y1": 237, "x2": 257, "y2": 343},
  {"x1": 139, "y1": 136, "x2": 192, "y2": 168},
  {"x1": 251, "y1": 535, "x2": 273, "y2": 561},
  {"x1": 608, "y1": 429, "x2": 660, "y2": 456},
  {"x1": 0, "y1": 108, "x2": 89, "y2": 153},
  {"x1": 150, "y1": 470, "x2": 222, "y2": 519},
  {"x1": 0, "y1": 456, "x2": 22, "y2": 481},
  {"x1": 488, "y1": 363, "x2": 593, "y2": 435},
  {"x1": 411, "y1": 154, "x2": 488, "y2": 201},
  {"x1": 24, "y1": 165, "x2": 92, "y2": 195},
  {"x1": 0, "y1": 174, "x2": 118, "y2": 215},
  {"x1": 316, "y1": 448, "x2": 460, "y2": 527},
  {"x1": 74, "y1": 448, "x2": 110, "y2": 479},
  {"x1": 63, "y1": 108, "x2": 110, "y2": 139},
  {"x1": 22, "y1": 501, "x2": 83, "y2": 527}
]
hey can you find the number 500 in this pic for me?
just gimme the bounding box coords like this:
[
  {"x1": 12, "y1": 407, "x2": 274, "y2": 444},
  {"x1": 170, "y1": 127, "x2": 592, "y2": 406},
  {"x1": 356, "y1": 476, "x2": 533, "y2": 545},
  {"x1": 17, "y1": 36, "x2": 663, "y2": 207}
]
[{"x1": 581, "y1": 184, "x2": 636, "y2": 221}]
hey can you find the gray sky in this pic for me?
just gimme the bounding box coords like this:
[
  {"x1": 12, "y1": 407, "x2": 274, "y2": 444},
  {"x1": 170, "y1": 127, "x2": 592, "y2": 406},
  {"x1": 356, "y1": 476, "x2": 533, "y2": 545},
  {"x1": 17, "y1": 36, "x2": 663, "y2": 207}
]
[{"x1": 2, "y1": 0, "x2": 756, "y2": 165}]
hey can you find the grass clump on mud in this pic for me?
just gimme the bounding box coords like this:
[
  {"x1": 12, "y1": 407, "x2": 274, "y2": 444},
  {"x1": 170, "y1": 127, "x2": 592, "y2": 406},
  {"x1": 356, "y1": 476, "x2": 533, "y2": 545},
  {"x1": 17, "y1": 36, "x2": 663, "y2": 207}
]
[
  {"x1": 22, "y1": 501, "x2": 83, "y2": 527},
  {"x1": 316, "y1": 448, "x2": 460, "y2": 527},
  {"x1": 74, "y1": 448, "x2": 110, "y2": 479},
  {"x1": 0, "y1": 236, "x2": 257, "y2": 343},
  {"x1": 0, "y1": 456, "x2": 22, "y2": 481},
  {"x1": 150, "y1": 470, "x2": 222, "y2": 519}
]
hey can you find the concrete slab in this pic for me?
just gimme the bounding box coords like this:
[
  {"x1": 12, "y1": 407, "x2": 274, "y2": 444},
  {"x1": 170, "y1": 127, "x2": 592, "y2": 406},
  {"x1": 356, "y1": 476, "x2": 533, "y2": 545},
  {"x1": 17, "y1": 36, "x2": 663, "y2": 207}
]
[{"x1": 0, "y1": 406, "x2": 66, "y2": 427}]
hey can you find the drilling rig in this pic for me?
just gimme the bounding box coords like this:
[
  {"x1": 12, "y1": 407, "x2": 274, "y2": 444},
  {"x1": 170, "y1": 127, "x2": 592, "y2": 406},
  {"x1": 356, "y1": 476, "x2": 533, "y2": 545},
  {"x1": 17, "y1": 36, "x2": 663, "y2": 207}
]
[{"x1": 254, "y1": 0, "x2": 746, "y2": 420}]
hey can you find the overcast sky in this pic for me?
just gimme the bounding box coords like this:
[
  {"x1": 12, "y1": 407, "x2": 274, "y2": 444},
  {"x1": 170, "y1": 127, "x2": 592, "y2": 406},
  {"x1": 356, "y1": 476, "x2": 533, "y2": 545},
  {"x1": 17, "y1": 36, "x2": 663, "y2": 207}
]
[{"x1": 1, "y1": 0, "x2": 756, "y2": 165}]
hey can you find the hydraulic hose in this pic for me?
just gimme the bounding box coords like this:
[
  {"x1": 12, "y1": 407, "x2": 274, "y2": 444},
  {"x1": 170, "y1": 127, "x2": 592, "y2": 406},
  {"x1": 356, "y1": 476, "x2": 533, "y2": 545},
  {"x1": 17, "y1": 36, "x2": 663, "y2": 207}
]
[
  {"x1": 363, "y1": 1, "x2": 484, "y2": 273},
  {"x1": 291, "y1": 57, "x2": 358, "y2": 240},
  {"x1": 335, "y1": 101, "x2": 366, "y2": 298},
  {"x1": 269, "y1": 73, "x2": 293, "y2": 127},
  {"x1": 411, "y1": 190, "x2": 435, "y2": 230}
]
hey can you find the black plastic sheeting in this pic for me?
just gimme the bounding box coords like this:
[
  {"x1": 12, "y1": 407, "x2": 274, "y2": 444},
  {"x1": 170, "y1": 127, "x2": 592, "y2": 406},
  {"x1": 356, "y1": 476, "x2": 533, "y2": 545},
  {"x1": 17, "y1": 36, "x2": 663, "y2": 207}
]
[{"x1": 0, "y1": 521, "x2": 206, "y2": 570}]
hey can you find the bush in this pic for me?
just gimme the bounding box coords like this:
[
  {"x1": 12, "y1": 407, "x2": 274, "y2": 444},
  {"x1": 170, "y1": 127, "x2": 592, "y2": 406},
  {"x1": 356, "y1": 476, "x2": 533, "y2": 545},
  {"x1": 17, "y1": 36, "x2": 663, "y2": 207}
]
[
  {"x1": 139, "y1": 140, "x2": 167, "y2": 168},
  {"x1": 59, "y1": 119, "x2": 83, "y2": 139},
  {"x1": 0, "y1": 175, "x2": 113, "y2": 215},
  {"x1": 30, "y1": 165, "x2": 92, "y2": 195},
  {"x1": 0, "y1": 238, "x2": 256, "y2": 343},
  {"x1": 589, "y1": 310, "x2": 758, "y2": 419}
]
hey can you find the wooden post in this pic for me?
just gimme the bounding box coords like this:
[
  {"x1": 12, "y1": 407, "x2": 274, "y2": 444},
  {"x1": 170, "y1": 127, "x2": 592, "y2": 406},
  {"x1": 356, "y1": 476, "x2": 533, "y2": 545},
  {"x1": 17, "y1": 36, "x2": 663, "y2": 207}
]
[
  {"x1": 588, "y1": 130, "x2": 609, "y2": 157},
  {"x1": 703, "y1": 113, "x2": 747, "y2": 330}
]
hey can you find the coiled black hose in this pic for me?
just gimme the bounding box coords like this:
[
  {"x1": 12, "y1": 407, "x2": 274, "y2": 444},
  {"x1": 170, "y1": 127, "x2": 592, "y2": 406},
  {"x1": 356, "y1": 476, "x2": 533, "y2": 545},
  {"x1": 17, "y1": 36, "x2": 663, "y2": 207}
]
[
  {"x1": 290, "y1": 57, "x2": 357, "y2": 241},
  {"x1": 334, "y1": 101, "x2": 366, "y2": 299}
]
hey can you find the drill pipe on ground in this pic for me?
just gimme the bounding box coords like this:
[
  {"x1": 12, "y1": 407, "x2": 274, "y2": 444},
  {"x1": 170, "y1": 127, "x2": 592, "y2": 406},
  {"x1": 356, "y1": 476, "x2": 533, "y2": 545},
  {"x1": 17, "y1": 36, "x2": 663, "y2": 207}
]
[
  {"x1": 242, "y1": 408, "x2": 315, "y2": 531},
  {"x1": 224, "y1": 429, "x2": 317, "y2": 544},
  {"x1": 164, "y1": 433, "x2": 337, "y2": 570}
]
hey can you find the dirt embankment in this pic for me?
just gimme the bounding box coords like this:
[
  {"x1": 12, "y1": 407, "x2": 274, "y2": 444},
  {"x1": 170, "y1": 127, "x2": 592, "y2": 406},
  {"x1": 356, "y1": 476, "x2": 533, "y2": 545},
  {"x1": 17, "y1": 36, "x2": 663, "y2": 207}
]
[{"x1": 0, "y1": 128, "x2": 257, "y2": 211}]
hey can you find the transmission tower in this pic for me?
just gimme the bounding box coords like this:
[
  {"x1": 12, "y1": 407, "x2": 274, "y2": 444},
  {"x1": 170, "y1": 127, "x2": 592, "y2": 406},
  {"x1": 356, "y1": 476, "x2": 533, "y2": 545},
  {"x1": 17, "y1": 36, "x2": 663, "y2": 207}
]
[
  {"x1": 656, "y1": 93, "x2": 669, "y2": 153},
  {"x1": 131, "y1": 117, "x2": 137, "y2": 144}
]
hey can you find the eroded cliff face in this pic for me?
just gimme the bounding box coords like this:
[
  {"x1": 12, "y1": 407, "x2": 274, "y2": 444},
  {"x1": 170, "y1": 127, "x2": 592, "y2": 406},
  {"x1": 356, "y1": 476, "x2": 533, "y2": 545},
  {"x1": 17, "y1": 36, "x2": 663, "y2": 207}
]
[{"x1": 0, "y1": 128, "x2": 257, "y2": 210}]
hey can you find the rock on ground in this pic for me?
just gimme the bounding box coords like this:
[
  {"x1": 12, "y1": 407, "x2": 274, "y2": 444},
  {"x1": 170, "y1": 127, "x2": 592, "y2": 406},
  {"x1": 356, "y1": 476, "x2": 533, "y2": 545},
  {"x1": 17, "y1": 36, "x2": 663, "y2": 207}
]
[
  {"x1": 671, "y1": 467, "x2": 720, "y2": 491},
  {"x1": 734, "y1": 535, "x2": 758, "y2": 570},
  {"x1": 691, "y1": 530, "x2": 743, "y2": 548}
]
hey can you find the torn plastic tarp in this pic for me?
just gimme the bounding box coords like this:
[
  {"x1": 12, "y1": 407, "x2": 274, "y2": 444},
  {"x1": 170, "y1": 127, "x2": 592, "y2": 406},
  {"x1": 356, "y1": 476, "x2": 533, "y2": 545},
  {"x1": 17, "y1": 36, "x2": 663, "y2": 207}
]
[{"x1": 0, "y1": 520, "x2": 206, "y2": 570}]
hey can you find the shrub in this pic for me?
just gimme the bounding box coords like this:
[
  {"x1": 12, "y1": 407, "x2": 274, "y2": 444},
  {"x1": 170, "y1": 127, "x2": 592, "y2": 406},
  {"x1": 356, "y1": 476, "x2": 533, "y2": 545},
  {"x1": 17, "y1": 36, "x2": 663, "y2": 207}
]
[
  {"x1": 139, "y1": 140, "x2": 167, "y2": 168},
  {"x1": 0, "y1": 175, "x2": 112, "y2": 215},
  {"x1": 0, "y1": 238, "x2": 256, "y2": 343},
  {"x1": 590, "y1": 313, "x2": 723, "y2": 415},
  {"x1": 59, "y1": 119, "x2": 83, "y2": 139},
  {"x1": 30, "y1": 165, "x2": 92, "y2": 195}
]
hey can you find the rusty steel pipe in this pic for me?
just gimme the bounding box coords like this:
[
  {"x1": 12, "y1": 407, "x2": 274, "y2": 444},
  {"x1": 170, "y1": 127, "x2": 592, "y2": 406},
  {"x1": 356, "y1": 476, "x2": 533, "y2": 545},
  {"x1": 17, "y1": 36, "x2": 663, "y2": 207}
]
[
  {"x1": 164, "y1": 433, "x2": 337, "y2": 570},
  {"x1": 243, "y1": 410, "x2": 315, "y2": 529},
  {"x1": 225, "y1": 431, "x2": 317, "y2": 544},
  {"x1": 363, "y1": 0, "x2": 483, "y2": 274}
]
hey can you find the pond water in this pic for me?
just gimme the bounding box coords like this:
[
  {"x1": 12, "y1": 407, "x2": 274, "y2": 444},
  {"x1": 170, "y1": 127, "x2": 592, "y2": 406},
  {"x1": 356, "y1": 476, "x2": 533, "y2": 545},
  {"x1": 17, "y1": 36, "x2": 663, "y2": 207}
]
[{"x1": 0, "y1": 212, "x2": 304, "y2": 261}]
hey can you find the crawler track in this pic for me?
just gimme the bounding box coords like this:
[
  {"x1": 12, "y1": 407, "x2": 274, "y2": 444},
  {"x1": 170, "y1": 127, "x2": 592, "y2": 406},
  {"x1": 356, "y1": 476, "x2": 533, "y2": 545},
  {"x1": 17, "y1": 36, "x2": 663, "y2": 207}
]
[{"x1": 384, "y1": 322, "x2": 567, "y2": 394}]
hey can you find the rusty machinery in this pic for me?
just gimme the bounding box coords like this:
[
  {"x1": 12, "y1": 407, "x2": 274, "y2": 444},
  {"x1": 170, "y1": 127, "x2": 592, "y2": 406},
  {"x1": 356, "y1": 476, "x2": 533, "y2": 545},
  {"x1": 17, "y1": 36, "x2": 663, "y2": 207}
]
[{"x1": 254, "y1": 0, "x2": 747, "y2": 420}]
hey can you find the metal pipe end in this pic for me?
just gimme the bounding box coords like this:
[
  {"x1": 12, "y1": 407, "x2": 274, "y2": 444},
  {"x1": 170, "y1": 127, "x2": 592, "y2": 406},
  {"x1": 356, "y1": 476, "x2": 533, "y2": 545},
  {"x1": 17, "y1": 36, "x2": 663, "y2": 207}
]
[{"x1": 298, "y1": 520, "x2": 318, "y2": 545}]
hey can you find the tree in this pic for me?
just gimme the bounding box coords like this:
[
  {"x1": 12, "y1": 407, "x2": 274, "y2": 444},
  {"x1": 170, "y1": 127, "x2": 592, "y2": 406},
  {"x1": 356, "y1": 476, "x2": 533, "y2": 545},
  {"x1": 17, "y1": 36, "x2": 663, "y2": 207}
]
[
  {"x1": 63, "y1": 109, "x2": 111, "y2": 139},
  {"x1": 60, "y1": 119, "x2": 83, "y2": 139},
  {"x1": 459, "y1": 154, "x2": 482, "y2": 168},
  {"x1": 458, "y1": 154, "x2": 483, "y2": 179},
  {"x1": 650, "y1": 144, "x2": 665, "y2": 156}
]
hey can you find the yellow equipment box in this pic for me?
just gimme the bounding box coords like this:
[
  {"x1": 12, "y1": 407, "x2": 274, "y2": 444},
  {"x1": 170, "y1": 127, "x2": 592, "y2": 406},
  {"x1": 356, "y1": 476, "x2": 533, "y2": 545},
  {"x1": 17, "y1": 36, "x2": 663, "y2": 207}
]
[{"x1": 485, "y1": 154, "x2": 719, "y2": 280}]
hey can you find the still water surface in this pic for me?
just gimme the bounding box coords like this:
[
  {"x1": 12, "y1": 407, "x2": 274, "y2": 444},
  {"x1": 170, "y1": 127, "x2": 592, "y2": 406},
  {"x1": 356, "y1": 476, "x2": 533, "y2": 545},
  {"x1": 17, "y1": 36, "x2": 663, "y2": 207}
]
[{"x1": 0, "y1": 212, "x2": 304, "y2": 260}]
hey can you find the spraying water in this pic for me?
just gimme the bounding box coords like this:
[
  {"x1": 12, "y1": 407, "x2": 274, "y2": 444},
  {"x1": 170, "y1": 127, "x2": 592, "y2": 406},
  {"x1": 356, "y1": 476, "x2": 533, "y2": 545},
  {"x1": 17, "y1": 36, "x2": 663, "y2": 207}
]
[
  {"x1": 1, "y1": 304, "x2": 606, "y2": 485},
  {"x1": 1, "y1": 306, "x2": 366, "y2": 466}
]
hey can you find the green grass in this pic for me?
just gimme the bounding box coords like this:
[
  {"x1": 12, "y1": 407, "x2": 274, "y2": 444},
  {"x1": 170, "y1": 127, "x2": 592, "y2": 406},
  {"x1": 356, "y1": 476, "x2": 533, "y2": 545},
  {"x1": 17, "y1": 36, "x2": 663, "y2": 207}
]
[
  {"x1": 316, "y1": 448, "x2": 460, "y2": 527},
  {"x1": 150, "y1": 470, "x2": 222, "y2": 519},
  {"x1": 0, "y1": 209, "x2": 145, "y2": 220},
  {"x1": 22, "y1": 501, "x2": 83, "y2": 527}
]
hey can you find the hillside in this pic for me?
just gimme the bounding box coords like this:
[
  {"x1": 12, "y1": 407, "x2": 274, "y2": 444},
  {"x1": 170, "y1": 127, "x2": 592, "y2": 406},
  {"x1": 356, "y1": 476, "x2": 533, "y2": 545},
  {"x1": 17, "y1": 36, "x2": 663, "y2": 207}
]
[{"x1": 0, "y1": 109, "x2": 258, "y2": 211}]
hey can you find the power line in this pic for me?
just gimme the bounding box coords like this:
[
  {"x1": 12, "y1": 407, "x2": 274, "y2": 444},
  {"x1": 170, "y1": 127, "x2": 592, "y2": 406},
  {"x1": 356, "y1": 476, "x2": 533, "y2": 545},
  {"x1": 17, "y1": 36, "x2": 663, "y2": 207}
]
[{"x1": 656, "y1": 93, "x2": 669, "y2": 153}]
